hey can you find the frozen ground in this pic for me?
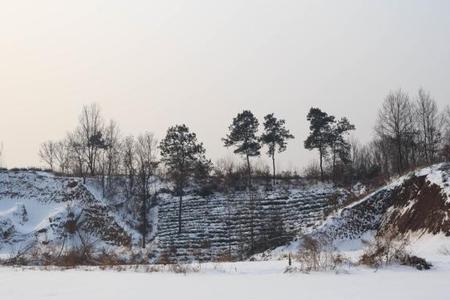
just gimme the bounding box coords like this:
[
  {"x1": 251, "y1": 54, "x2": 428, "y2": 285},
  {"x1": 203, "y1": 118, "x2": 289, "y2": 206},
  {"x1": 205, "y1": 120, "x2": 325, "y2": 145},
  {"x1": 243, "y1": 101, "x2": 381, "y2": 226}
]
[
  {"x1": 1, "y1": 260, "x2": 450, "y2": 300},
  {"x1": 4, "y1": 232, "x2": 449, "y2": 300},
  {"x1": 2, "y1": 229, "x2": 450, "y2": 300}
]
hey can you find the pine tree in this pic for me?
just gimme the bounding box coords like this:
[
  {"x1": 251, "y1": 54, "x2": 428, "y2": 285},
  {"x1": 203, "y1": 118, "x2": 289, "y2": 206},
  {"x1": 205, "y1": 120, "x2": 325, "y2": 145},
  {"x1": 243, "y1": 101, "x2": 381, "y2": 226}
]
[
  {"x1": 223, "y1": 110, "x2": 261, "y2": 187},
  {"x1": 304, "y1": 108, "x2": 335, "y2": 181},
  {"x1": 260, "y1": 113, "x2": 294, "y2": 184},
  {"x1": 160, "y1": 124, "x2": 210, "y2": 235},
  {"x1": 328, "y1": 117, "x2": 355, "y2": 182}
]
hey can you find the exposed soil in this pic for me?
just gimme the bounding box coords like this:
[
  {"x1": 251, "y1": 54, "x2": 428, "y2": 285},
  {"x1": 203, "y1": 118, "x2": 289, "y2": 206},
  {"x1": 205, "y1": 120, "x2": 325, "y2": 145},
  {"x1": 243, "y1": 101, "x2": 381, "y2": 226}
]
[{"x1": 382, "y1": 175, "x2": 450, "y2": 236}]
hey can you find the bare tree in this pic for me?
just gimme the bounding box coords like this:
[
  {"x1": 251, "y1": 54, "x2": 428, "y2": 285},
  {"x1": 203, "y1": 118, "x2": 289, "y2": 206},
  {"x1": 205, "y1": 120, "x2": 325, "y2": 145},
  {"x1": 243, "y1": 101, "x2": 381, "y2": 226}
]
[
  {"x1": 442, "y1": 106, "x2": 450, "y2": 161},
  {"x1": 67, "y1": 131, "x2": 86, "y2": 181},
  {"x1": 54, "y1": 140, "x2": 70, "y2": 174},
  {"x1": 135, "y1": 132, "x2": 159, "y2": 248},
  {"x1": 104, "y1": 121, "x2": 121, "y2": 177},
  {"x1": 415, "y1": 89, "x2": 442, "y2": 164},
  {"x1": 39, "y1": 141, "x2": 57, "y2": 170},
  {"x1": 76, "y1": 103, "x2": 106, "y2": 176},
  {"x1": 100, "y1": 120, "x2": 122, "y2": 196},
  {"x1": 121, "y1": 136, "x2": 136, "y2": 201},
  {"x1": 375, "y1": 90, "x2": 415, "y2": 174}
]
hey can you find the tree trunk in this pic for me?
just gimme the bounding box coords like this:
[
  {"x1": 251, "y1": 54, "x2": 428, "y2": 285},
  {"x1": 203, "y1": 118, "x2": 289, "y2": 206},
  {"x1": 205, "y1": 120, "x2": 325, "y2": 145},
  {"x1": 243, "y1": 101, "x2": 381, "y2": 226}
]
[
  {"x1": 249, "y1": 191, "x2": 255, "y2": 254},
  {"x1": 102, "y1": 174, "x2": 106, "y2": 198},
  {"x1": 272, "y1": 153, "x2": 276, "y2": 186},
  {"x1": 178, "y1": 193, "x2": 183, "y2": 235},
  {"x1": 332, "y1": 146, "x2": 336, "y2": 183},
  {"x1": 141, "y1": 192, "x2": 147, "y2": 249},
  {"x1": 397, "y1": 137, "x2": 403, "y2": 174},
  {"x1": 246, "y1": 154, "x2": 254, "y2": 254},
  {"x1": 319, "y1": 147, "x2": 324, "y2": 181},
  {"x1": 246, "y1": 154, "x2": 252, "y2": 188}
]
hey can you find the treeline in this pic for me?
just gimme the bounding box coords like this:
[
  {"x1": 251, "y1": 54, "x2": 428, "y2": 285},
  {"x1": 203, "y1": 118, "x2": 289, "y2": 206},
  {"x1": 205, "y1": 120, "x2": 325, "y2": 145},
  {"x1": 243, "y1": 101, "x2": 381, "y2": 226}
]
[
  {"x1": 303, "y1": 89, "x2": 450, "y2": 185},
  {"x1": 38, "y1": 107, "x2": 296, "y2": 188},
  {"x1": 39, "y1": 88, "x2": 450, "y2": 189}
]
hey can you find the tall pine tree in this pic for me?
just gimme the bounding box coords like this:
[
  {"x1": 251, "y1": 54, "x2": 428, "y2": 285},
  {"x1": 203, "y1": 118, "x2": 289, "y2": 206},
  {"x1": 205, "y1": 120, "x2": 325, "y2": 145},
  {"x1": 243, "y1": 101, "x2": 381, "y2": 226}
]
[
  {"x1": 260, "y1": 113, "x2": 294, "y2": 184},
  {"x1": 160, "y1": 124, "x2": 210, "y2": 234},
  {"x1": 304, "y1": 108, "x2": 335, "y2": 181},
  {"x1": 223, "y1": 110, "x2": 261, "y2": 187},
  {"x1": 328, "y1": 117, "x2": 355, "y2": 182}
]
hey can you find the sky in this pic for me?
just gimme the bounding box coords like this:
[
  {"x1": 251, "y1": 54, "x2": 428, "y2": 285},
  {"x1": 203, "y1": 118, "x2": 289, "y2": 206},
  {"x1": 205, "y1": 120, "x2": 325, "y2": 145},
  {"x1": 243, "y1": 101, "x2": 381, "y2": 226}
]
[{"x1": 0, "y1": 0, "x2": 449, "y2": 171}]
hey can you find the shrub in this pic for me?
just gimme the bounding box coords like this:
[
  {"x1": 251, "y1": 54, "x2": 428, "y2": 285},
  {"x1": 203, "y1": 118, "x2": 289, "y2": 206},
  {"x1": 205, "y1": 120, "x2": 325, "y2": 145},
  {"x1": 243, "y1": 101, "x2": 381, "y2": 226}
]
[
  {"x1": 359, "y1": 229, "x2": 432, "y2": 270},
  {"x1": 399, "y1": 255, "x2": 432, "y2": 270},
  {"x1": 288, "y1": 235, "x2": 350, "y2": 273},
  {"x1": 359, "y1": 230, "x2": 408, "y2": 268}
]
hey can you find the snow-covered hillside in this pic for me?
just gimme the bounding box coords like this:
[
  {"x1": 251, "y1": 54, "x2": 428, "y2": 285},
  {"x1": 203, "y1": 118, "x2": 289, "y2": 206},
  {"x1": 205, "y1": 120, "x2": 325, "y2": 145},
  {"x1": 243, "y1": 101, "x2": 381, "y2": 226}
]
[
  {"x1": 259, "y1": 163, "x2": 450, "y2": 264},
  {"x1": 0, "y1": 169, "x2": 348, "y2": 262},
  {"x1": 2, "y1": 163, "x2": 449, "y2": 264},
  {"x1": 318, "y1": 163, "x2": 450, "y2": 241},
  {"x1": 0, "y1": 170, "x2": 130, "y2": 257},
  {"x1": 2, "y1": 165, "x2": 450, "y2": 300}
]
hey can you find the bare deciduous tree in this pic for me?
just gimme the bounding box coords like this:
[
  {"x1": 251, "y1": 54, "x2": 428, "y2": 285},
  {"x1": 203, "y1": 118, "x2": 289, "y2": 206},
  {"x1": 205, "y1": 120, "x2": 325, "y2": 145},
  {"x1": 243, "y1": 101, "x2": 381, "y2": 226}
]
[
  {"x1": 54, "y1": 141, "x2": 70, "y2": 174},
  {"x1": 67, "y1": 131, "x2": 86, "y2": 181},
  {"x1": 415, "y1": 89, "x2": 442, "y2": 164},
  {"x1": 375, "y1": 90, "x2": 415, "y2": 174},
  {"x1": 39, "y1": 141, "x2": 57, "y2": 171},
  {"x1": 77, "y1": 103, "x2": 106, "y2": 176},
  {"x1": 135, "y1": 132, "x2": 159, "y2": 248},
  {"x1": 100, "y1": 120, "x2": 122, "y2": 196},
  {"x1": 122, "y1": 136, "x2": 137, "y2": 201}
]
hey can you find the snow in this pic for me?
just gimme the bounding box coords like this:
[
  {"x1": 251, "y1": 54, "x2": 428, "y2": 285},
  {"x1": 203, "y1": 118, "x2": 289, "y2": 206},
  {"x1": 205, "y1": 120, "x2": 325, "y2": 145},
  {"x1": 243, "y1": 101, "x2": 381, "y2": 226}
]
[
  {"x1": 0, "y1": 198, "x2": 66, "y2": 234},
  {"x1": 1, "y1": 166, "x2": 450, "y2": 299},
  {"x1": 1, "y1": 261, "x2": 450, "y2": 300},
  {"x1": 421, "y1": 164, "x2": 450, "y2": 204}
]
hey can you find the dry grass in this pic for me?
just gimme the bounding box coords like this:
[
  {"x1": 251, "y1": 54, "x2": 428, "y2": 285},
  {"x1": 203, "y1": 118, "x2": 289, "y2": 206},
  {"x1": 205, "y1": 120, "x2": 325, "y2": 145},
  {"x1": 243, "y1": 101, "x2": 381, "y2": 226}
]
[
  {"x1": 359, "y1": 229, "x2": 432, "y2": 270},
  {"x1": 286, "y1": 235, "x2": 352, "y2": 273}
]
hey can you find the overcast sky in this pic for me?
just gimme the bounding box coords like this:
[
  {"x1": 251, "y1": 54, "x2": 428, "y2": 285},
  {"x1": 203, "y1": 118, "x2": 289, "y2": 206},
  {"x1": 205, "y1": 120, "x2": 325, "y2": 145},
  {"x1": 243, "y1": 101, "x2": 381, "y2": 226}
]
[{"x1": 1, "y1": 0, "x2": 449, "y2": 171}]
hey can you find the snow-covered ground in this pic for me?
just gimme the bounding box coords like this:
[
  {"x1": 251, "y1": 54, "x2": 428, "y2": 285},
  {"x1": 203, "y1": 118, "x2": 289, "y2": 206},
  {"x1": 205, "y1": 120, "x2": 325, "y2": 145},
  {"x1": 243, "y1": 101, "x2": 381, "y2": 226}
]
[
  {"x1": 1, "y1": 165, "x2": 450, "y2": 299},
  {"x1": 1, "y1": 260, "x2": 450, "y2": 300}
]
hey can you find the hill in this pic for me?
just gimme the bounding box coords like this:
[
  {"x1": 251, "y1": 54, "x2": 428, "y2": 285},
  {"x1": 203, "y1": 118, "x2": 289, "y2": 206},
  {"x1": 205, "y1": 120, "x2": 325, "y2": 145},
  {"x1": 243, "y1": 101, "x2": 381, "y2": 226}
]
[{"x1": 0, "y1": 169, "x2": 349, "y2": 263}]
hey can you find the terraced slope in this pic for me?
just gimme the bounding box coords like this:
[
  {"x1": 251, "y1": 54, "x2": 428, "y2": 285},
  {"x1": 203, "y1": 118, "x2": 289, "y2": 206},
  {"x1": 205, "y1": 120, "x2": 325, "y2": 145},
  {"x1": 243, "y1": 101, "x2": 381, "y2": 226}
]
[{"x1": 156, "y1": 186, "x2": 348, "y2": 261}]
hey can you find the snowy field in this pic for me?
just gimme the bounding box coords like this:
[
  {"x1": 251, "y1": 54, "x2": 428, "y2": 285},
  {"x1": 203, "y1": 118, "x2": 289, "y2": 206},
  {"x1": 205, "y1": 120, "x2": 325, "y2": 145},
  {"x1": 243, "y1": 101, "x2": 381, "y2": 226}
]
[
  {"x1": 2, "y1": 233, "x2": 450, "y2": 300},
  {"x1": 1, "y1": 261, "x2": 450, "y2": 300}
]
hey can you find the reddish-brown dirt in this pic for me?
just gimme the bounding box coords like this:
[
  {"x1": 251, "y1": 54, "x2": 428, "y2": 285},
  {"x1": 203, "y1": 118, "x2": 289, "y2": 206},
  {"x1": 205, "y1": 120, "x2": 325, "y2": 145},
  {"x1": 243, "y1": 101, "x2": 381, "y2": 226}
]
[{"x1": 382, "y1": 175, "x2": 450, "y2": 236}]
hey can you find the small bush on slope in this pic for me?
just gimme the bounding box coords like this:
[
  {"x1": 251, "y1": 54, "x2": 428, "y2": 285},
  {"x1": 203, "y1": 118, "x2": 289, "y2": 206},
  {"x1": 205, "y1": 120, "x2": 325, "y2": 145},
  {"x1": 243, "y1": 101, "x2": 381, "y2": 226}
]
[
  {"x1": 285, "y1": 235, "x2": 351, "y2": 273},
  {"x1": 359, "y1": 229, "x2": 432, "y2": 270}
]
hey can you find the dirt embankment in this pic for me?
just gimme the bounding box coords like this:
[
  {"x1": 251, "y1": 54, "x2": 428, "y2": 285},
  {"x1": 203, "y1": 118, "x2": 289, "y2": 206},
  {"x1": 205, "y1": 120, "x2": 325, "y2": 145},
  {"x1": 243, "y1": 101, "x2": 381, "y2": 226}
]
[{"x1": 382, "y1": 175, "x2": 450, "y2": 236}]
